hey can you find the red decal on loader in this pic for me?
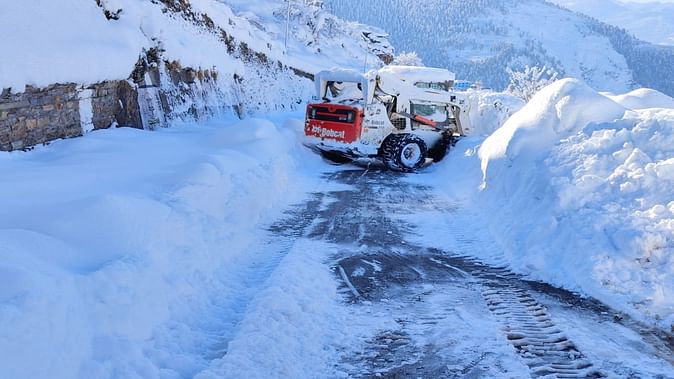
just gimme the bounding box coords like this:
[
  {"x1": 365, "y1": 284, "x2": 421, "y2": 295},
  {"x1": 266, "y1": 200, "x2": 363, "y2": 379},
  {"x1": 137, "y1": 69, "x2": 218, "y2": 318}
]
[{"x1": 305, "y1": 104, "x2": 363, "y2": 143}]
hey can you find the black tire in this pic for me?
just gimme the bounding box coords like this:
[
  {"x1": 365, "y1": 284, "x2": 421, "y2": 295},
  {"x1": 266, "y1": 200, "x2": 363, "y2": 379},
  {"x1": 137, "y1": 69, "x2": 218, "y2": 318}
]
[
  {"x1": 428, "y1": 132, "x2": 457, "y2": 162},
  {"x1": 319, "y1": 149, "x2": 352, "y2": 165},
  {"x1": 381, "y1": 134, "x2": 428, "y2": 172}
]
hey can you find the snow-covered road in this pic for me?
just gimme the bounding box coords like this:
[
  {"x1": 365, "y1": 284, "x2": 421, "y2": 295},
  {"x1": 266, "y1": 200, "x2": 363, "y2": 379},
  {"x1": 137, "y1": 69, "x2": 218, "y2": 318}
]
[
  {"x1": 202, "y1": 168, "x2": 674, "y2": 378},
  {"x1": 2, "y1": 114, "x2": 673, "y2": 378}
]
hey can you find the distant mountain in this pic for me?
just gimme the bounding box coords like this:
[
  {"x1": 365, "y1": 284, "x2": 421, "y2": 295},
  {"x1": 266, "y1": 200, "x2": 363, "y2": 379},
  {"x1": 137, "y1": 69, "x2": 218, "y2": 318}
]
[
  {"x1": 551, "y1": 0, "x2": 674, "y2": 46},
  {"x1": 324, "y1": 0, "x2": 674, "y2": 96}
]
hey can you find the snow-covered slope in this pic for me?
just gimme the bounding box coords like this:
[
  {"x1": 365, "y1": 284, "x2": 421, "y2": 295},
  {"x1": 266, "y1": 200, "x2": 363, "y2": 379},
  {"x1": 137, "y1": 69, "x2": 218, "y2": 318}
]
[
  {"x1": 325, "y1": 0, "x2": 674, "y2": 96},
  {"x1": 0, "y1": 0, "x2": 390, "y2": 91},
  {"x1": 476, "y1": 80, "x2": 674, "y2": 329},
  {"x1": 552, "y1": 0, "x2": 674, "y2": 46}
]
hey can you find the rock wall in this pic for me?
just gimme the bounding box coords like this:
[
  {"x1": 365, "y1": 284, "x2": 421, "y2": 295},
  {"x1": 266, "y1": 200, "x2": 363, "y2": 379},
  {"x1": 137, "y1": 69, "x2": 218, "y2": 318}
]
[
  {"x1": 0, "y1": 84, "x2": 82, "y2": 151},
  {"x1": 0, "y1": 0, "x2": 390, "y2": 151},
  {"x1": 0, "y1": 81, "x2": 144, "y2": 151},
  {"x1": 0, "y1": 55, "x2": 313, "y2": 151}
]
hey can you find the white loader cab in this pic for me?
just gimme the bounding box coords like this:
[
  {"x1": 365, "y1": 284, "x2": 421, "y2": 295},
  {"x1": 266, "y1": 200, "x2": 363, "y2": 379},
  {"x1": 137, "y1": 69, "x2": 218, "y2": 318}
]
[{"x1": 304, "y1": 65, "x2": 471, "y2": 171}]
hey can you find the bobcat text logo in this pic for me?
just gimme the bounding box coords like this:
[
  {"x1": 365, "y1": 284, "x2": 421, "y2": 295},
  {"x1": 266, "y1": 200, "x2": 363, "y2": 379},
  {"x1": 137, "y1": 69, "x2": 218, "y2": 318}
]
[{"x1": 312, "y1": 126, "x2": 346, "y2": 139}]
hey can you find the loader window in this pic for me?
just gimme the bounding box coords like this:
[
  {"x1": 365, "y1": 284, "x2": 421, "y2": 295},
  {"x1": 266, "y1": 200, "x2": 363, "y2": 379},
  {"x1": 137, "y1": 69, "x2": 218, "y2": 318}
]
[
  {"x1": 324, "y1": 81, "x2": 364, "y2": 103},
  {"x1": 410, "y1": 102, "x2": 449, "y2": 124},
  {"x1": 308, "y1": 105, "x2": 357, "y2": 124},
  {"x1": 414, "y1": 81, "x2": 451, "y2": 91}
]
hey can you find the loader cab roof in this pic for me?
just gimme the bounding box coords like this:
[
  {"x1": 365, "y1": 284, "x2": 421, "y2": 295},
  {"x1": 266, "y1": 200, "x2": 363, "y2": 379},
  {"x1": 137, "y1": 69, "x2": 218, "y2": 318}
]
[
  {"x1": 378, "y1": 65, "x2": 456, "y2": 91},
  {"x1": 314, "y1": 69, "x2": 376, "y2": 105}
]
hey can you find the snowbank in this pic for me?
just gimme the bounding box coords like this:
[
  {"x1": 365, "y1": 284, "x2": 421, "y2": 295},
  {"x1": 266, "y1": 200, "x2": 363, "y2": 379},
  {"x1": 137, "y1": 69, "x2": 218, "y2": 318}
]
[
  {"x1": 195, "y1": 239, "x2": 350, "y2": 379},
  {"x1": 466, "y1": 90, "x2": 525, "y2": 136},
  {"x1": 476, "y1": 80, "x2": 674, "y2": 329},
  {"x1": 605, "y1": 88, "x2": 674, "y2": 110},
  {"x1": 0, "y1": 115, "x2": 322, "y2": 378},
  {"x1": 479, "y1": 79, "x2": 626, "y2": 184}
]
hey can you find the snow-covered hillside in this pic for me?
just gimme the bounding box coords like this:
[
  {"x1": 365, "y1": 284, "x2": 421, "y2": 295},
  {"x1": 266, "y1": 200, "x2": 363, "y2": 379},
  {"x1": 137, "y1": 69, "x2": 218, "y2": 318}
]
[
  {"x1": 0, "y1": 0, "x2": 393, "y2": 151},
  {"x1": 325, "y1": 0, "x2": 674, "y2": 97},
  {"x1": 0, "y1": 0, "x2": 390, "y2": 93},
  {"x1": 552, "y1": 0, "x2": 674, "y2": 46}
]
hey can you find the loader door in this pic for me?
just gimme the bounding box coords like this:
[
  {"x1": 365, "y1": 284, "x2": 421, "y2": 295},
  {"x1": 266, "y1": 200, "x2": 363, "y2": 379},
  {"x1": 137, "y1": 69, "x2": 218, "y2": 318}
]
[{"x1": 410, "y1": 101, "x2": 450, "y2": 129}]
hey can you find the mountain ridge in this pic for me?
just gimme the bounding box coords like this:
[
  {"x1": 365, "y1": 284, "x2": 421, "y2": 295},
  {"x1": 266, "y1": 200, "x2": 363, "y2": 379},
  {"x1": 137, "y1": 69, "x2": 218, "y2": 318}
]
[{"x1": 325, "y1": 0, "x2": 674, "y2": 96}]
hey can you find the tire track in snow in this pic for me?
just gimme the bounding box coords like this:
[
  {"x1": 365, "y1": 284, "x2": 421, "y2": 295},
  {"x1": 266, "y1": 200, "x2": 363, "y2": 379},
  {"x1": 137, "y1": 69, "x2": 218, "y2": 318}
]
[
  {"x1": 207, "y1": 192, "x2": 327, "y2": 356},
  {"x1": 152, "y1": 189, "x2": 330, "y2": 377},
  {"x1": 483, "y1": 285, "x2": 597, "y2": 378},
  {"x1": 427, "y1": 250, "x2": 605, "y2": 378},
  {"x1": 326, "y1": 169, "x2": 673, "y2": 378},
  {"x1": 431, "y1": 254, "x2": 601, "y2": 377},
  {"x1": 424, "y1": 188, "x2": 674, "y2": 377}
]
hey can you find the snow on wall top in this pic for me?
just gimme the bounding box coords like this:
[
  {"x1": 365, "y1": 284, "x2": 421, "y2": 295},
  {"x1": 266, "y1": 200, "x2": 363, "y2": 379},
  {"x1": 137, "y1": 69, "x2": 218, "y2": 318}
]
[{"x1": 0, "y1": 0, "x2": 240, "y2": 91}]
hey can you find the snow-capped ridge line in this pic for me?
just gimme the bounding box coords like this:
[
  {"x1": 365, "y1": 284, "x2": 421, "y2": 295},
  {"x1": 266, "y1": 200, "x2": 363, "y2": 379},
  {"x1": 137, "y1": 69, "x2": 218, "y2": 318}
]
[{"x1": 326, "y1": 0, "x2": 674, "y2": 97}]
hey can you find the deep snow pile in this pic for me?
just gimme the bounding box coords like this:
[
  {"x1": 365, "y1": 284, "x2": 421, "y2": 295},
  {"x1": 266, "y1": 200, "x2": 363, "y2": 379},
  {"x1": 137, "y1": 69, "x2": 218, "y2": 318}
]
[
  {"x1": 477, "y1": 79, "x2": 674, "y2": 329},
  {"x1": 0, "y1": 115, "x2": 326, "y2": 378},
  {"x1": 466, "y1": 90, "x2": 525, "y2": 136},
  {"x1": 605, "y1": 88, "x2": 674, "y2": 110}
]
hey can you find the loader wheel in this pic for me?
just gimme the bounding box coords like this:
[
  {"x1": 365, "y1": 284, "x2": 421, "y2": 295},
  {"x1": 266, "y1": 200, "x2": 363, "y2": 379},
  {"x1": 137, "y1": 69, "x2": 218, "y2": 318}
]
[
  {"x1": 428, "y1": 132, "x2": 457, "y2": 163},
  {"x1": 382, "y1": 134, "x2": 428, "y2": 172}
]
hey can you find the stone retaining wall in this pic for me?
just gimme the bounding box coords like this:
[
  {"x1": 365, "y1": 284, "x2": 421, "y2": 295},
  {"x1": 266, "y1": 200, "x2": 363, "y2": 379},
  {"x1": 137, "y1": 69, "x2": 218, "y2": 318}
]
[
  {"x1": 90, "y1": 81, "x2": 142, "y2": 130},
  {"x1": 0, "y1": 51, "x2": 317, "y2": 152},
  {"x1": 0, "y1": 81, "x2": 144, "y2": 151},
  {"x1": 0, "y1": 84, "x2": 80, "y2": 151},
  {"x1": 0, "y1": 21, "x2": 319, "y2": 152}
]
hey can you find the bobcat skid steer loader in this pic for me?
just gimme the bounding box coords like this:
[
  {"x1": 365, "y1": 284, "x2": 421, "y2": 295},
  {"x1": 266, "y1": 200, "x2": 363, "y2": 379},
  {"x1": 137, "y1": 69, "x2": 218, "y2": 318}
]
[{"x1": 304, "y1": 65, "x2": 471, "y2": 172}]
